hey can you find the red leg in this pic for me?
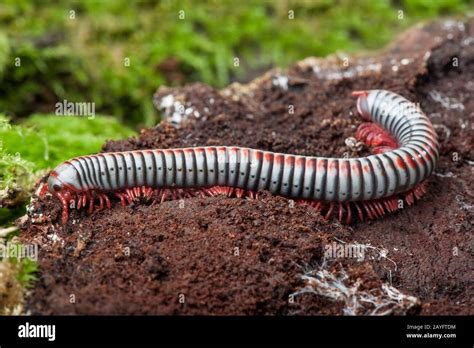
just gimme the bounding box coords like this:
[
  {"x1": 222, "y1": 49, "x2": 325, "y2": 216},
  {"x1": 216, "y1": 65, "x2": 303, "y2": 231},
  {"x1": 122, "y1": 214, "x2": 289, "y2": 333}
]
[
  {"x1": 324, "y1": 202, "x2": 335, "y2": 220},
  {"x1": 161, "y1": 189, "x2": 169, "y2": 203},
  {"x1": 143, "y1": 187, "x2": 153, "y2": 199},
  {"x1": 405, "y1": 191, "x2": 415, "y2": 205},
  {"x1": 382, "y1": 199, "x2": 392, "y2": 213},
  {"x1": 338, "y1": 203, "x2": 344, "y2": 222},
  {"x1": 82, "y1": 194, "x2": 88, "y2": 209},
  {"x1": 77, "y1": 193, "x2": 83, "y2": 209},
  {"x1": 56, "y1": 192, "x2": 70, "y2": 224},
  {"x1": 204, "y1": 188, "x2": 214, "y2": 197},
  {"x1": 374, "y1": 201, "x2": 384, "y2": 216},
  {"x1": 353, "y1": 201, "x2": 364, "y2": 221},
  {"x1": 126, "y1": 189, "x2": 135, "y2": 202},
  {"x1": 362, "y1": 202, "x2": 373, "y2": 219},
  {"x1": 98, "y1": 194, "x2": 104, "y2": 210},
  {"x1": 367, "y1": 201, "x2": 378, "y2": 218},
  {"x1": 171, "y1": 190, "x2": 178, "y2": 200},
  {"x1": 314, "y1": 201, "x2": 322, "y2": 211},
  {"x1": 88, "y1": 192, "x2": 94, "y2": 214},
  {"x1": 115, "y1": 193, "x2": 126, "y2": 207},
  {"x1": 345, "y1": 202, "x2": 352, "y2": 224},
  {"x1": 103, "y1": 194, "x2": 111, "y2": 209},
  {"x1": 356, "y1": 122, "x2": 399, "y2": 153}
]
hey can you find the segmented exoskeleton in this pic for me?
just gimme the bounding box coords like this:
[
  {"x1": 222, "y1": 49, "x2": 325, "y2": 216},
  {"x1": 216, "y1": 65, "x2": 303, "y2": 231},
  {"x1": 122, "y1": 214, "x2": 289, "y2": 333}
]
[{"x1": 41, "y1": 90, "x2": 439, "y2": 224}]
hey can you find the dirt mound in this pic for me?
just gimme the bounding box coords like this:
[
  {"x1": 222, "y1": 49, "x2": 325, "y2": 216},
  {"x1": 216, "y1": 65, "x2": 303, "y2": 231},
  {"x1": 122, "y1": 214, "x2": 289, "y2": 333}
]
[{"x1": 21, "y1": 18, "x2": 473, "y2": 315}]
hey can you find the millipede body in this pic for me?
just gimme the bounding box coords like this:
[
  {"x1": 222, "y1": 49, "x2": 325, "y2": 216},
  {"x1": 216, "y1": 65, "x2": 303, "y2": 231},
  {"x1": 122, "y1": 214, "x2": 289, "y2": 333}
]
[{"x1": 41, "y1": 90, "x2": 439, "y2": 224}]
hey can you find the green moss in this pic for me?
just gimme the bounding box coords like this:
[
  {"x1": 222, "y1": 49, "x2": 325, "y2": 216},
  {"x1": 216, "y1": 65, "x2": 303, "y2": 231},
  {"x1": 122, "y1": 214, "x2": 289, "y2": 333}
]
[
  {"x1": 0, "y1": 116, "x2": 37, "y2": 209},
  {"x1": 21, "y1": 114, "x2": 135, "y2": 168},
  {"x1": 14, "y1": 256, "x2": 37, "y2": 289},
  {"x1": 0, "y1": 114, "x2": 134, "y2": 213},
  {"x1": 1, "y1": 114, "x2": 134, "y2": 170}
]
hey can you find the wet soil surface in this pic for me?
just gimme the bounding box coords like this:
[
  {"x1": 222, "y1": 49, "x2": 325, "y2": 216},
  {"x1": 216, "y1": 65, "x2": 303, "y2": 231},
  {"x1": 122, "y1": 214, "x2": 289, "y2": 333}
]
[{"x1": 21, "y1": 19, "x2": 473, "y2": 315}]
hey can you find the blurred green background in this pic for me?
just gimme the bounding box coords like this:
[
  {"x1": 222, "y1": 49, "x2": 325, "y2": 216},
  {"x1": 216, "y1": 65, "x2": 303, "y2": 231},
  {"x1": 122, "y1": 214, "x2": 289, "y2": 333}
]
[{"x1": 1, "y1": 0, "x2": 473, "y2": 226}]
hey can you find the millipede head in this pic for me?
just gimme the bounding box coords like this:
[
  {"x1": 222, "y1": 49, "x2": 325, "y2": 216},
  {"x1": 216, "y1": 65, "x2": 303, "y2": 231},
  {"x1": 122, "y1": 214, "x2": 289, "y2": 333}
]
[{"x1": 46, "y1": 163, "x2": 81, "y2": 195}]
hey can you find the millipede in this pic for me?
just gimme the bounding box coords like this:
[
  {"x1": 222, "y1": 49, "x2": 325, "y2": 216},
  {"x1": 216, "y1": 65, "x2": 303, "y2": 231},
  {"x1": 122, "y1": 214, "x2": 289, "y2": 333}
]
[{"x1": 39, "y1": 90, "x2": 439, "y2": 224}]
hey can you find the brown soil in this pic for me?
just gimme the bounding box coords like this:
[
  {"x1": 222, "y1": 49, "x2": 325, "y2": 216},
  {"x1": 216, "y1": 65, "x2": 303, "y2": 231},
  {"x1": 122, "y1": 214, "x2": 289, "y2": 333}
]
[{"x1": 20, "y1": 18, "x2": 473, "y2": 315}]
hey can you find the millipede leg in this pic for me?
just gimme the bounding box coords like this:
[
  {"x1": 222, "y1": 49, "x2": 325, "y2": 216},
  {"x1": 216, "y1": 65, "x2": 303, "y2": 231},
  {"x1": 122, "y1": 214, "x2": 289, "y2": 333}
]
[
  {"x1": 338, "y1": 203, "x2": 344, "y2": 222},
  {"x1": 77, "y1": 193, "x2": 83, "y2": 210},
  {"x1": 204, "y1": 188, "x2": 215, "y2": 197},
  {"x1": 143, "y1": 187, "x2": 153, "y2": 199},
  {"x1": 103, "y1": 193, "x2": 111, "y2": 209},
  {"x1": 353, "y1": 202, "x2": 363, "y2": 221},
  {"x1": 88, "y1": 193, "x2": 94, "y2": 214},
  {"x1": 405, "y1": 191, "x2": 415, "y2": 205},
  {"x1": 345, "y1": 202, "x2": 352, "y2": 224},
  {"x1": 362, "y1": 202, "x2": 373, "y2": 219},
  {"x1": 115, "y1": 193, "x2": 127, "y2": 207},
  {"x1": 324, "y1": 202, "x2": 335, "y2": 220},
  {"x1": 356, "y1": 122, "x2": 399, "y2": 153},
  {"x1": 160, "y1": 189, "x2": 169, "y2": 203},
  {"x1": 82, "y1": 194, "x2": 88, "y2": 209},
  {"x1": 368, "y1": 201, "x2": 379, "y2": 218},
  {"x1": 56, "y1": 192, "x2": 70, "y2": 224},
  {"x1": 374, "y1": 201, "x2": 384, "y2": 216},
  {"x1": 171, "y1": 190, "x2": 178, "y2": 200},
  {"x1": 383, "y1": 199, "x2": 392, "y2": 212},
  {"x1": 314, "y1": 201, "x2": 322, "y2": 211},
  {"x1": 125, "y1": 189, "x2": 135, "y2": 202},
  {"x1": 98, "y1": 195, "x2": 104, "y2": 210}
]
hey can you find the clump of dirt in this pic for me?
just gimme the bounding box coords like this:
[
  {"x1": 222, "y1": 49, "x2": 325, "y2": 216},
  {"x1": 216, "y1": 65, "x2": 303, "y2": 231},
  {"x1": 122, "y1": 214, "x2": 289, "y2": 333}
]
[{"x1": 20, "y1": 18, "x2": 473, "y2": 315}]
